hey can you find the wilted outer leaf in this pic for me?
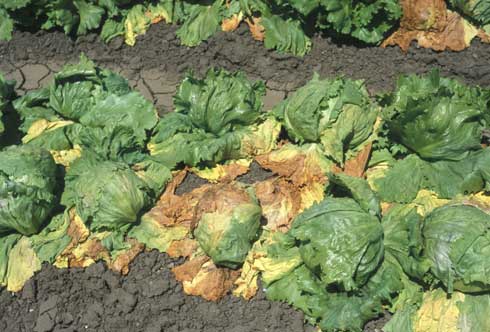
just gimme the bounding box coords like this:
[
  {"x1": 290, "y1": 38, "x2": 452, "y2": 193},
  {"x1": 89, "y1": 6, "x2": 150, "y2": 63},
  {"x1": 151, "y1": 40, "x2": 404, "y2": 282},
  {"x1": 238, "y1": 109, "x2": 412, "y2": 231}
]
[
  {"x1": 6, "y1": 237, "x2": 42, "y2": 292},
  {"x1": 124, "y1": 4, "x2": 172, "y2": 46},
  {"x1": 254, "y1": 144, "x2": 331, "y2": 231},
  {"x1": 167, "y1": 238, "x2": 199, "y2": 259},
  {"x1": 333, "y1": 142, "x2": 373, "y2": 178},
  {"x1": 222, "y1": 12, "x2": 243, "y2": 32},
  {"x1": 191, "y1": 159, "x2": 251, "y2": 183},
  {"x1": 173, "y1": 256, "x2": 241, "y2": 301},
  {"x1": 128, "y1": 171, "x2": 202, "y2": 252},
  {"x1": 54, "y1": 209, "x2": 141, "y2": 275},
  {"x1": 256, "y1": 143, "x2": 331, "y2": 188},
  {"x1": 50, "y1": 145, "x2": 82, "y2": 167},
  {"x1": 383, "y1": 0, "x2": 483, "y2": 51},
  {"x1": 246, "y1": 17, "x2": 265, "y2": 41},
  {"x1": 254, "y1": 178, "x2": 302, "y2": 232},
  {"x1": 234, "y1": 231, "x2": 302, "y2": 299}
]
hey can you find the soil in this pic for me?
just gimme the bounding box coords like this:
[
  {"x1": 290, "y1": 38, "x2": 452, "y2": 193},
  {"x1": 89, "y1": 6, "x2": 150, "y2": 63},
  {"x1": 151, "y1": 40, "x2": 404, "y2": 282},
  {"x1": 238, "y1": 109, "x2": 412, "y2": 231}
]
[
  {"x1": 0, "y1": 251, "x2": 313, "y2": 332},
  {"x1": 2, "y1": 21, "x2": 488, "y2": 332}
]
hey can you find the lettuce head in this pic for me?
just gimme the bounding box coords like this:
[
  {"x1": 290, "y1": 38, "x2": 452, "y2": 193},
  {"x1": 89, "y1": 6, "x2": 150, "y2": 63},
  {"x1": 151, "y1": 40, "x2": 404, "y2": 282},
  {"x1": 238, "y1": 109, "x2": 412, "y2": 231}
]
[
  {"x1": 193, "y1": 183, "x2": 262, "y2": 269},
  {"x1": 0, "y1": 145, "x2": 58, "y2": 236},
  {"x1": 61, "y1": 152, "x2": 155, "y2": 233},
  {"x1": 149, "y1": 68, "x2": 279, "y2": 168},
  {"x1": 385, "y1": 70, "x2": 488, "y2": 161},
  {"x1": 422, "y1": 204, "x2": 490, "y2": 293},
  {"x1": 14, "y1": 55, "x2": 158, "y2": 165},
  {"x1": 290, "y1": 197, "x2": 384, "y2": 291},
  {"x1": 273, "y1": 74, "x2": 378, "y2": 165}
]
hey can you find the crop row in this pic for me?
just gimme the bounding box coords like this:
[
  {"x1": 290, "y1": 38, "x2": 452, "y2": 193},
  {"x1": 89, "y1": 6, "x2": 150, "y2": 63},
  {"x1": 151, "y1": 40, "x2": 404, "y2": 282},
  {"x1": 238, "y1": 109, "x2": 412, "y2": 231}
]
[
  {"x1": 1, "y1": 57, "x2": 490, "y2": 331},
  {"x1": 2, "y1": 0, "x2": 490, "y2": 55}
]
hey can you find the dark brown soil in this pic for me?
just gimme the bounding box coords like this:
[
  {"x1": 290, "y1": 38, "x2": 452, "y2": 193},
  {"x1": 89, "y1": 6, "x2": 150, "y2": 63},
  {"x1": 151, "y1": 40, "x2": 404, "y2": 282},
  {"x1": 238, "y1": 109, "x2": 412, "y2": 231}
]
[
  {"x1": 0, "y1": 251, "x2": 312, "y2": 332},
  {"x1": 2, "y1": 21, "x2": 487, "y2": 332}
]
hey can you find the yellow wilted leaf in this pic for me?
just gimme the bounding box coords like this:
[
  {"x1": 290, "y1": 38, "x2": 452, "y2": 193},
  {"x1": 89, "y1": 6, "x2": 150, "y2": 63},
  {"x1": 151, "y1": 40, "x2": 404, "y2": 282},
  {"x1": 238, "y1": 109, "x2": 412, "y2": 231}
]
[
  {"x1": 411, "y1": 190, "x2": 450, "y2": 217},
  {"x1": 6, "y1": 237, "x2": 42, "y2": 292},
  {"x1": 414, "y1": 289, "x2": 464, "y2": 332},
  {"x1": 50, "y1": 144, "x2": 82, "y2": 167},
  {"x1": 191, "y1": 159, "x2": 251, "y2": 183},
  {"x1": 22, "y1": 119, "x2": 74, "y2": 144}
]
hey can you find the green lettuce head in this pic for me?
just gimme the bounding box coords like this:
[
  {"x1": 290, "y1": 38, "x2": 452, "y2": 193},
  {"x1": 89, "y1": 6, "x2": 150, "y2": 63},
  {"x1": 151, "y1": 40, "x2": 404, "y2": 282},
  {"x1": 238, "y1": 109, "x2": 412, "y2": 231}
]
[
  {"x1": 149, "y1": 68, "x2": 279, "y2": 168},
  {"x1": 274, "y1": 74, "x2": 378, "y2": 165},
  {"x1": 422, "y1": 204, "x2": 490, "y2": 293},
  {"x1": 194, "y1": 183, "x2": 262, "y2": 269},
  {"x1": 385, "y1": 70, "x2": 488, "y2": 161},
  {"x1": 14, "y1": 54, "x2": 158, "y2": 164},
  {"x1": 0, "y1": 145, "x2": 58, "y2": 236},
  {"x1": 61, "y1": 152, "x2": 153, "y2": 233},
  {"x1": 290, "y1": 197, "x2": 384, "y2": 291}
]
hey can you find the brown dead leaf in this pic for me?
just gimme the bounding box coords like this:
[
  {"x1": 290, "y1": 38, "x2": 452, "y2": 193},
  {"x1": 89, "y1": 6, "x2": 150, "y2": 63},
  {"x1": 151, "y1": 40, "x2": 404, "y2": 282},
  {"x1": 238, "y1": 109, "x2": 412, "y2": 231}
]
[
  {"x1": 173, "y1": 256, "x2": 241, "y2": 301},
  {"x1": 332, "y1": 143, "x2": 372, "y2": 178},
  {"x1": 146, "y1": 170, "x2": 210, "y2": 229},
  {"x1": 222, "y1": 13, "x2": 243, "y2": 32},
  {"x1": 255, "y1": 178, "x2": 301, "y2": 232},
  {"x1": 246, "y1": 17, "x2": 265, "y2": 41},
  {"x1": 109, "y1": 239, "x2": 144, "y2": 275},
  {"x1": 382, "y1": 0, "x2": 481, "y2": 51},
  {"x1": 173, "y1": 256, "x2": 209, "y2": 282},
  {"x1": 167, "y1": 239, "x2": 199, "y2": 259},
  {"x1": 192, "y1": 183, "x2": 253, "y2": 229},
  {"x1": 256, "y1": 151, "x2": 327, "y2": 188}
]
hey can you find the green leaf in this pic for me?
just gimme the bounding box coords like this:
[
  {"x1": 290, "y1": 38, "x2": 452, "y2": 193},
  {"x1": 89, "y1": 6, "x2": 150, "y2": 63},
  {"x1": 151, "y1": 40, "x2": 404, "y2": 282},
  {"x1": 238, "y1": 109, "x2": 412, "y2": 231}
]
[
  {"x1": 261, "y1": 15, "x2": 311, "y2": 56},
  {"x1": 100, "y1": 18, "x2": 125, "y2": 42},
  {"x1": 0, "y1": 9, "x2": 14, "y2": 41},
  {"x1": 176, "y1": 1, "x2": 223, "y2": 47},
  {"x1": 73, "y1": 0, "x2": 105, "y2": 35}
]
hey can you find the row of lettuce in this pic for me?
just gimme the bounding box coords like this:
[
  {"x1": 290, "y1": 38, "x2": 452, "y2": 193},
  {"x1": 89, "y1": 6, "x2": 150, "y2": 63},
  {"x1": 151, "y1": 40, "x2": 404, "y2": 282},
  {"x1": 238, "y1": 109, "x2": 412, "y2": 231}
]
[
  {"x1": 1, "y1": 56, "x2": 490, "y2": 331},
  {"x1": 1, "y1": 0, "x2": 490, "y2": 55}
]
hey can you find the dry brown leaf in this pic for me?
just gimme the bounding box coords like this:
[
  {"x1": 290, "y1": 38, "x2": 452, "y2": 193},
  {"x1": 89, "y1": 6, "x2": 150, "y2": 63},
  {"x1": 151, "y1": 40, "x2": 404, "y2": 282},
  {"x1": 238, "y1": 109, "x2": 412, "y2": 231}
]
[
  {"x1": 192, "y1": 183, "x2": 253, "y2": 229},
  {"x1": 246, "y1": 17, "x2": 265, "y2": 41},
  {"x1": 173, "y1": 256, "x2": 209, "y2": 282},
  {"x1": 332, "y1": 143, "x2": 372, "y2": 178},
  {"x1": 173, "y1": 256, "x2": 240, "y2": 301},
  {"x1": 222, "y1": 13, "x2": 244, "y2": 32},
  {"x1": 167, "y1": 239, "x2": 199, "y2": 259},
  {"x1": 382, "y1": 0, "x2": 481, "y2": 51},
  {"x1": 109, "y1": 239, "x2": 144, "y2": 275},
  {"x1": 256, "y1": 151, "x2": 327, "y2": 188},
  {"x1": 255, "y1": 178, "x2": 302, "y2": 232},
  {"x1": 146, "y1": 170, "x2": 209, "y2": 229}
]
